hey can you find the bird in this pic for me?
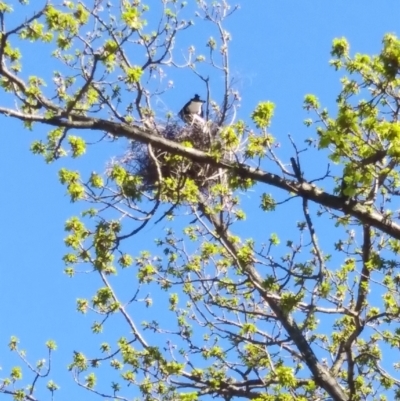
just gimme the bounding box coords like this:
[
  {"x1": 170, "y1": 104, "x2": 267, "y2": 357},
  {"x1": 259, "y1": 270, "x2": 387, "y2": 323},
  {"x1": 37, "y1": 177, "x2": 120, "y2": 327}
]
[{"x1": 178, "y1": 94, "x2": 205, "y2": 124}]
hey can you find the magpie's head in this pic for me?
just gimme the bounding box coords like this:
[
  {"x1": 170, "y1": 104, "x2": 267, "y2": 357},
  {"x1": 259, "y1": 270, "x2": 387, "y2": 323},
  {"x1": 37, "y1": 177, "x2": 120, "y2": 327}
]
[{"x1": 193, "y1": 94, "x2": 205, "y2": 103}]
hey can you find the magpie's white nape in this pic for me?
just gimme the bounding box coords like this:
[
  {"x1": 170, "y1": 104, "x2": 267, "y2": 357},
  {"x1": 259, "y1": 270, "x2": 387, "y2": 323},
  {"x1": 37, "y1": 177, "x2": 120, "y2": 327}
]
[{"x1": 178, "y1": 94, "x2": 205, "y2": 124}]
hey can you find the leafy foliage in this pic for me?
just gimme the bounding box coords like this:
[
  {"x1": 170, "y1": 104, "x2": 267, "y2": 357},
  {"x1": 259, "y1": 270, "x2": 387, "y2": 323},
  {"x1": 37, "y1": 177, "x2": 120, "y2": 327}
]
[{"x1": 2, "y1": 1, "x2": 400, "y2": 401}]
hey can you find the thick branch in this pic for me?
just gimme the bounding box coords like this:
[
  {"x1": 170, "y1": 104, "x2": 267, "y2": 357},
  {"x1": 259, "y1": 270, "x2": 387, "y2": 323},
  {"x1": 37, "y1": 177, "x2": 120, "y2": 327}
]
[
  {"x1": 198, "y1": 197, "x2": 348, "y2": 401},
  {"x1": 3, "y1": 109, "x2": 400, "y2": 241}
]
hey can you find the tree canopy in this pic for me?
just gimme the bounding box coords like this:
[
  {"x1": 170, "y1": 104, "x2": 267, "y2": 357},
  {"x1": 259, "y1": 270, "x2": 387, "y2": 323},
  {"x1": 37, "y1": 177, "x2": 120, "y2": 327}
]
[{"x1": 2, "y1": 1, "x2": 400, "y2": 401}]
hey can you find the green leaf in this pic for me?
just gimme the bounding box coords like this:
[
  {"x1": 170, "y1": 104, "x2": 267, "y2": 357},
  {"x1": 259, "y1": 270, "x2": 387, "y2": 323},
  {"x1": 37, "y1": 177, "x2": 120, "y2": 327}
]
[
  {"x1": 125, "y1": 66, "x2": 143, "y2": 83},
  {"x1": 251, "y1": 101, "x2": 275, "y2": 129},
  {"x1": 331, "y1": 37, "x2": 349, "y2": 58},
  {"x1": 68, "y1": 136, "x2": 86, "y2": 157},
  {"x1": 10, "y1": 366, "x2": 22, "y2": 381}
]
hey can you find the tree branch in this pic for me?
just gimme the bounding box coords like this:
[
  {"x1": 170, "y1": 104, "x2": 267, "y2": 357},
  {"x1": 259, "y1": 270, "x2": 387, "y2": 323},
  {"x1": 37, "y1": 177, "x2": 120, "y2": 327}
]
[
  {"x1": 3, "y1": 109, "x2": 399, "y2": 242},
  {"x1": 197, "y1": 194, "x2": 348, "y2": 401}
]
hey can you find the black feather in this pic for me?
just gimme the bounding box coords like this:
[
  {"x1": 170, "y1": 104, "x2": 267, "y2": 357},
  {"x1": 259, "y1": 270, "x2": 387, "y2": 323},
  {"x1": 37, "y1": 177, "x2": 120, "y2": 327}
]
[{"x1": 179, "y1": 94, "x2": 205, "y2": 123}]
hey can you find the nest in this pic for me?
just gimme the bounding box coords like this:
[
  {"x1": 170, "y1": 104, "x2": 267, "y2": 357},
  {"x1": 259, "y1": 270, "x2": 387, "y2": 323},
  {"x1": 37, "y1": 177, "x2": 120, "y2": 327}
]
[{"x1": 124, "y1": 119, "x2": 231, "y2": 194}]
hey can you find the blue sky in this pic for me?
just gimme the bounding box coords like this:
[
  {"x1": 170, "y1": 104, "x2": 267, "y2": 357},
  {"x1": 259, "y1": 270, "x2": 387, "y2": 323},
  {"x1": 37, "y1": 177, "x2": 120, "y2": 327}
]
[{"x1": 0, "y1": 1, "x2": 399, "y2": 399}]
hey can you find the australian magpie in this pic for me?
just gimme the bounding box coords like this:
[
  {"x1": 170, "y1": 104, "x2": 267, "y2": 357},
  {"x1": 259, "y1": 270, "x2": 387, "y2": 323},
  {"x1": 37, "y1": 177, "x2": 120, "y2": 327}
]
[{"x1": 178, "y1": 94, "x2": 205, "y2": 124}]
